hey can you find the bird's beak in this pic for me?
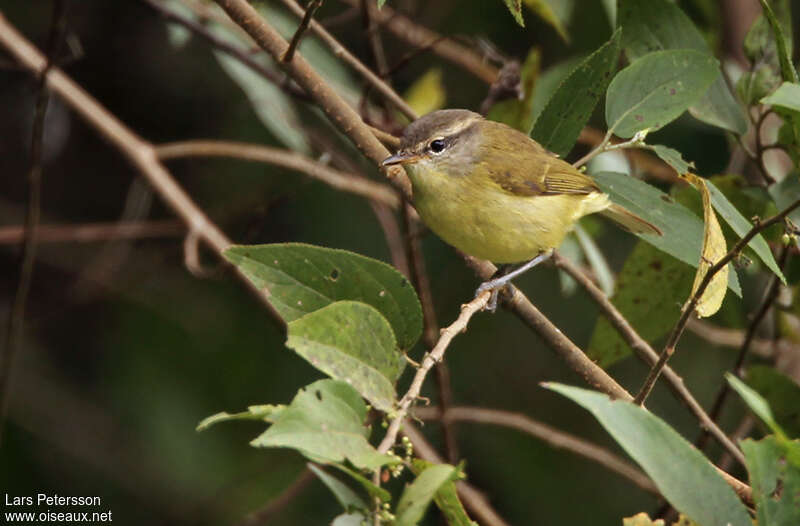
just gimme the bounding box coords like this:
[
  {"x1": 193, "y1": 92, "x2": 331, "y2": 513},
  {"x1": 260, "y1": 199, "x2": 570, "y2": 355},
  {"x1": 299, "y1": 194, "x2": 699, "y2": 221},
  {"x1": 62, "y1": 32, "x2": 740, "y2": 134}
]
[{"x1": 381, "y1": 151, "x2": 422, "y2": 167}]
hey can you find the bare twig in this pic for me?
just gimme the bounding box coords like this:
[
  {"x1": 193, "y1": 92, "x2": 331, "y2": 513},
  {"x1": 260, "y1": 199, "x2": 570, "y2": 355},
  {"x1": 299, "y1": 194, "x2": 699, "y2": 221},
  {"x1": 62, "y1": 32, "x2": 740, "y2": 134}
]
[
  {"x1": 156, "y1": 140, "x2": 401, "y2": 209},
  {"x1": 414, "y1": 405, "x2": 659, "y2": 495},
  {"x1": 577, "y1": 127, "x2": 681, "y2": 183},
  {"x1": 0, "y1": 11, "x2": 284, "y2": 325},
  {"x1": 402, "y1": 204, "x2": 459, "y2": 462},
  {"x1": 213, "y1": 0, "x2": 412, "y2": 199},
  {"x1": 552, "y1": 252, "x2": 747, "y2": 467},
  {"x1": 282, "y1": 0, "x2": 323, "y2": 63},
  {"x1": 697, "y1": 247, "x2": 791, "y2": 451},
  {"x1": 687, "y1": 319, "x2": 775, "y2": 358},
  {"x1": 139, "y1": 0, "x2": 308, "y2": 101},
  {"x1": 0, "y1": 220, "x2": 183, "y2": 244},
  {"x1": 402, "y1": 423, "x2": 510, "y2": 526},
  {"x1": 376, "y1": 291, "x2": 491, "y2": 454},
  {"x1": 359, "y1": 0, "x2": 389, "y2": 78},
  {"x1": 0, "y1": 0, "x2": 65, "y2": 445},
  {"x1": 335, "y1": 0, "x2": 499, "y2": 84},
  {"x1": 276, "y1": 0, "x2": 417, "y2": 120},
  {"x1": 634, "y1": 197, "x2": 800, "y2": 406}
]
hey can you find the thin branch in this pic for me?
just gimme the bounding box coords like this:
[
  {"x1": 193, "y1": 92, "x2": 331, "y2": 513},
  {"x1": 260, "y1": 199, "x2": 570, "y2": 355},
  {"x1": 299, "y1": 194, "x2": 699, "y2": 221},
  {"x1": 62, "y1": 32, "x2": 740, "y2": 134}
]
[
  {"x1": 0, "y1": 11, "x2": 284, "y2": 325},
  {"x1": 213, "y1": 0, "x2": 412, "y2": 200},
  {"x1": 687, "y1": 319, "x2": 775, "y2": 358},
  {"x1": 156, "y1": 140, "x2": 400, "y2": 208},
  {"x1": 577, "y1": 127, "x2": 681, "y2": 183},
  {"x1": 139, "y1": 0, "x2": 308, "y2": 101},
  {"x1": 402, "y1": 422, "x2": 510, "y2": 526},
  {"x1": 376, "y1": 291, "x2": 491, "y2": 454},
  {"x1": 403, "y1": 204, "x2": 459, "y2": 462},
  {"x1": 0, "y1": 0, "x2": 65, "y2": 446},
  {"x1": 697, "y1": 246, "x2": 791, "y2": 451},
  {"x1": 282, "y1": 0, "x2": 323, "y2": 63},
  {"x1": 0, "y1": 220, "x2": 183, "y2": 244},
  {"x1": 634, "y1": 197, "x2": 800, "y2": 406},
  {"x1": 359, "y1": 0, "x2": 389, "y2": 78},
  {"x1": 335, "y1": 0, "x2": 499, "y2": 84},
  {"x1": 552, "y1": 252, "x2": 747, "y2": 467},
  {"x1": 232, "y1": 468, "x2": 316, "y2": 526},
  {"x1": 414, "y1": 405, "x2": 659, "y2": 495},
  {"x1": 572, "y1": 130, "x2": 648, "y2": 169},
  {"x1": 276, "y1": 0, "x2": 417, "y2": 120},
  {"x1": 463, "y1": 255, "x2": 634, "y2": 401}
]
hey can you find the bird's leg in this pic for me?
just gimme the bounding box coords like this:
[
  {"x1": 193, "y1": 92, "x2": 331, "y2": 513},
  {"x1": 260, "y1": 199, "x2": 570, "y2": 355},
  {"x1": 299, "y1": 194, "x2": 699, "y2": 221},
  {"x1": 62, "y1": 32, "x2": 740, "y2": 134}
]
[{"x1": 476, "y1": 250, "x2": 554, "y2": 311}]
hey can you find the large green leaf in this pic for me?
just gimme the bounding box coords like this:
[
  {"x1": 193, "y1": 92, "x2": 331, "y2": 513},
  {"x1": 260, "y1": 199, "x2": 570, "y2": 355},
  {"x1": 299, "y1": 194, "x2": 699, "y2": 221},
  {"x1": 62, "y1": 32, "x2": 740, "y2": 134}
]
[
  {"x1": 251, "y1": 379, "x2": 396, "y2": 470},
  {"x1": 531, "y1": 28, "x2": 621, "y2": 157},
  {"x1": 606, "y1": 50, "x2": 719, "y2": 138},
  {"x1": 769, "y1": 175, "x2": 800, "y2": 225},
  {"x1": 529, "y1": 56, "x2": 585, "y2": 126},
  {"x1": 545, "y1": 383, "x2": 752, "y2": 526},
  {"x1": 588, "y1": 242, "x2": 694, "y2": 367},
  {"x1": 224, "y1": 243, "x2": 422, "y2": 350},
  {"x1": 308, "y1": 463, "x2": 368, "y2": 512},
  {"x1": 592, "y1": 172, "x2": 742, "y2": 296},
  {"x1": 746, "y1": 365, "x2": 800, "y2": 439},
  {"x1": 395, "y1": 463, "x2": 462, "y2": 526},
  {"x1": 287, "y1": 301, "x2": 404, "y2": 411},
  {"x1": 741, "y1": 436, "x2": 800, "y2": 526},
  {"x1": 410, "y1": 459, "x2": 474, "y2": 526},
  {"x1": 707, "y1": 181, "x2": 785, "y2": 284},
  {"x1": 728, "y1": 373, "x2": 787, "y2": 439},
  {"x1": 617, "y1": 0, "x2": 747, "y2": 134},
  {"x1": 522, "y1": 0, "x2": 569, "y2": 43}
]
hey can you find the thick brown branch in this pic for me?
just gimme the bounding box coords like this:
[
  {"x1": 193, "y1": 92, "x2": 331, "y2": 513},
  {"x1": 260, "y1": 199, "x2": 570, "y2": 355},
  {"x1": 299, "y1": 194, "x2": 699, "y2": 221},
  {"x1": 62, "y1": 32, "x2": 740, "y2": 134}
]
[
  {"x1": 156, "y1": 140, "x2": 400, "y2": 208},
  {"x1": 414, "y1": 405, "x2": 659, "y2": 495}
]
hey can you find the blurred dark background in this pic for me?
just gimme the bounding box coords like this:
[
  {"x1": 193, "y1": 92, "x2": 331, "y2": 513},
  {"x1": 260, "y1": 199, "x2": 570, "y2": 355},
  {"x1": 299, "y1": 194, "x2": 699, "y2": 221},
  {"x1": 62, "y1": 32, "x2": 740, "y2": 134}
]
[{"x1": 0, "y1": 1, "x2": 794, "y2": 524}]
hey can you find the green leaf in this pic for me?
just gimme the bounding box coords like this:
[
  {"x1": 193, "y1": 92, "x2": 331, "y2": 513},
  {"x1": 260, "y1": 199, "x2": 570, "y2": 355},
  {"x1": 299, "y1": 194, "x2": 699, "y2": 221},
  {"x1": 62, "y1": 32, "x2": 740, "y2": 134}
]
[
  {"x1": 197, "y1": 405, "x2": 284, "y2": 431},
  {"x1": 531, "y1": 28, "x2": 621, "y2": 157},
  {"x1": 410, "y1": 459, "x2": 475, "y2": 526},
  {"x1": 746, "y1": 365, "x2": 800, "y2": 438},
  {"x1": 502, "y1": 0, "x2": 525, "y2": 26},
  {"x1": 738, "y1": 67, "x2": 781, "y2": 106},
  {"x1": 592, "y1": 172, "x2": 742, "y2": 296},
  {"x1": 707, "y1": 180, "x2": 786, "y2": 284},
  {"x1": 522, "y1": 0, "x2": 569, "y2": 43},
  {"x1": 606, "y1": 50, "x2": 719, "y2": 138},
  {"x1": 741, "y1": 436, "x2": 800, "y2": 526},
  {"x1": 377, "y1": 0, "x2": 387, "y2": 8},
  {"x1": 758, "y1": 0, "x2": 798, "y2": 83},
  {"x1": 224, "y1": 243, "x2": 422, "y2": 350},
  {"x1": 650, "y1": 145, "x2": 695, "y2": 175},
  {"x1": 488, "y1": 48, "x2": 541, "y2": 133},
  {"x1": 545, "y1": 383, "x2": 752, "y2": 526},
  {"x1": 286, "y1": 301, "x2": 404, "y2": 411},
  {"x1": 727, "y1": 373, "x2": 787, "y2": 439},
  {"x1": 395, "y1": 464, "x2": 461, "y2": 526},
  {"x1": 308, "y1": 463, "x2": 368, "y2": 512},
  {"x1": 329, "y1": 463, "x2": 391, "y2": 502},
  {"x1": 251, "y1": 379, "x2": 396, "y2": 470},
  {"x1": 617, "y1": 0, "x2": 747, "y2": 134},
  {"x1": 332, "y1": 513, "x2": 366, "y2": 526},
  {"x1": 588, "y1": 242, "x2": 694, "y2": 367},
  {"x1": 762, "y1": 81, "x2": 800, "y2": 112},
  {"x1": 529, "y1": 56, "x2": 585, "y2": 126}
]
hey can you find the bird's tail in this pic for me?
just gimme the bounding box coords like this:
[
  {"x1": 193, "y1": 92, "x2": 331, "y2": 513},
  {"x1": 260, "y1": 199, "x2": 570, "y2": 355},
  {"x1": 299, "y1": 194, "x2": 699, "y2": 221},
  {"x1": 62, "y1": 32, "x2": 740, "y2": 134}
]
[{"x1": 600, "y1": 203, "x2": 663, "y2": 236}]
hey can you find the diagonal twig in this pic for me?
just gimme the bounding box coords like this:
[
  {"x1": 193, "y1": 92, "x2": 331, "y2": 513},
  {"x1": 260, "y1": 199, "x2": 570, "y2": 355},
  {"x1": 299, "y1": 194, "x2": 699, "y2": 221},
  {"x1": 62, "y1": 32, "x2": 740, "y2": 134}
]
[{"x1": 282, "y1": 0, "x2": 323, "y2": 63}]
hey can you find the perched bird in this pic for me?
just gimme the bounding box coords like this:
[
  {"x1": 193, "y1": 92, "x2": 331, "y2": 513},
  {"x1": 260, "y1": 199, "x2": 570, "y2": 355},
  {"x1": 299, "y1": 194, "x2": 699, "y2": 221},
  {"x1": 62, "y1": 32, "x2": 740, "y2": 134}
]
[{"x1": 381, "y1": 109, "x2": 661, "y2": 308}]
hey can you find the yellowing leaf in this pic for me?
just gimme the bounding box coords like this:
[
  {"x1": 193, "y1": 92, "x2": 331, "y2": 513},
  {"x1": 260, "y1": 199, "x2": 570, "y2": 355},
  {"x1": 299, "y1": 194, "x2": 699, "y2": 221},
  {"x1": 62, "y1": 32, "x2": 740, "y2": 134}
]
[
  {"x1": 623, "y1": 512, "x2": 665, "y2": 526},
  {"x1": 404, "y1": 69, "x2": 446, "y2": 117},
  {"x1": 681, "y1": 173, "x2": 728, "y2": 318}
]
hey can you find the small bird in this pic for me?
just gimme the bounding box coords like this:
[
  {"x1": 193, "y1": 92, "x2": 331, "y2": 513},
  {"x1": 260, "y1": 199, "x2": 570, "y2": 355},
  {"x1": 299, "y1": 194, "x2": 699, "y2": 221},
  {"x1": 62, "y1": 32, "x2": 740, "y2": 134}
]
[{"x1": 382, "y1": 109, "x2": 662, "y2": 308}]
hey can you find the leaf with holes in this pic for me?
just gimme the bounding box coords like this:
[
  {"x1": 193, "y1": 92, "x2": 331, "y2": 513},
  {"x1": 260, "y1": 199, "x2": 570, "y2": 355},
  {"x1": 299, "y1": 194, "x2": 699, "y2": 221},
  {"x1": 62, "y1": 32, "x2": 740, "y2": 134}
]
[
  {"x1": 251, "y1": 379, "x2": 396, "y2": 470},
  {"x1": 224, "y1": 243, "x2": 422, "y2": 350},
  {"x1": 605, "y1": 50, "x2": 718, "y2": 138},
  {"x1": 287, "y1": 301, "x2": 404, "y2": 411},
  {"x1": 650, "y1": 145, "x2": 695, "y2": 175}
]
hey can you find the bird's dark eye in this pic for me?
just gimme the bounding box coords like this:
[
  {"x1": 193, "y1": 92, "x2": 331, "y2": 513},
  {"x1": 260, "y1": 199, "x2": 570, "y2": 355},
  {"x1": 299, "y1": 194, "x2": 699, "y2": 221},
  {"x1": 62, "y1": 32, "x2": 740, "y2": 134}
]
[{"x1": 429, "y1": 139, "x2": 446, "y2": 153}]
